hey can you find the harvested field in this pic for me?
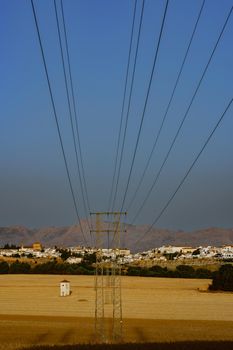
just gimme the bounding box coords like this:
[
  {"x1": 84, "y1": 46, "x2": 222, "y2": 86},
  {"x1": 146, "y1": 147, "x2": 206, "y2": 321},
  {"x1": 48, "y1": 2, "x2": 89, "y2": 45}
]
[
  {"x1": 0, "y1": 275, "x2": 233, "y2": 349},
  {"x1": 19, "y1": 342, "x2": 233, "y2": 350}
]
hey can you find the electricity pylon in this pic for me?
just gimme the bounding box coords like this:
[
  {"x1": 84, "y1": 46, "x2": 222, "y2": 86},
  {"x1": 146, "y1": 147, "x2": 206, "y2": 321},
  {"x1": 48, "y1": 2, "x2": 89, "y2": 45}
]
[{"x1": 90, "y1": 211, "x2": 126, "y2": 343}]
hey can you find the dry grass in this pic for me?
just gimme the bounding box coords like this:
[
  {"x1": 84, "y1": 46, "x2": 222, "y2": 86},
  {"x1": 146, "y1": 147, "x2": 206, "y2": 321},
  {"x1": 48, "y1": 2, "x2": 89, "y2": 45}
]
[{"x1": 0, "y1": 275, "x2": 233, "y2": 349}]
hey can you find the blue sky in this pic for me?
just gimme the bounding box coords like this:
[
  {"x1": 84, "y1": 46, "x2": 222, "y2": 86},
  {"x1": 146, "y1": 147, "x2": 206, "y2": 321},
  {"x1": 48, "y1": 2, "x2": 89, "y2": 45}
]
[{"x1": 0, "y1": 0, "x2": 233, "y2": 230}]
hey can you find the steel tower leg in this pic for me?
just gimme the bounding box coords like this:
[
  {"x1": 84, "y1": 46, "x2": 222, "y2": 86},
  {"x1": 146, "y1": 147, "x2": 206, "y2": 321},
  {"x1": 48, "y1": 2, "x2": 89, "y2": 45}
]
[
  {"x1": 91, "y1": 211, "x2": 126, "y2": 343},
  {"x1": 94, "y1": 213, "x2": 105, "y2": 343},
  {"x1": 112, "y1": 213, "x2": 122, "y2": 342}
]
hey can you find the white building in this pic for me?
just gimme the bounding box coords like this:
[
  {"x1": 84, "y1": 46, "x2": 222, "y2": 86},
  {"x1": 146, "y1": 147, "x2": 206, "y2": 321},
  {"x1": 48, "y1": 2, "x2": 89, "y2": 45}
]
[
  {"x1": 159, "y1": 246, "x2": 184, "y2": 254},
  {"x1": 60, "y1": 280, "x2": 70, "y2": 297},
  {"x1": 66, "y1": 257, "x2": 82, "y2": 264}
]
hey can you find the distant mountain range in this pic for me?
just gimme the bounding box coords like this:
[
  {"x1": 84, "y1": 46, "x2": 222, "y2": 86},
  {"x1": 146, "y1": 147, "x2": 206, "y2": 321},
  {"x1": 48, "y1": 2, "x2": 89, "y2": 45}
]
[{"x1": 0, "y1": 222, "x2": 233, "y2": 252}]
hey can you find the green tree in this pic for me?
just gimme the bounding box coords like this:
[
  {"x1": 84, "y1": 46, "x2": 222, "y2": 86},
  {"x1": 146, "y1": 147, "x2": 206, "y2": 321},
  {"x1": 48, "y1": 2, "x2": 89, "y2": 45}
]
[
  {"x1": 60, "y1": 249, "x2": 71, "y2": 261},
  {"x1": 149, "y1": 265, "x2": 168, "y2": 277},
  {"x1": 210, "y1": 264, "x2": 233, "y2": 291},
  {"x1": 32, "y1": 261, "x2": 64, "y2": 274},
  {"x1": 176, "y1": 265, "x2": 195, "y2": 278},
  {"x1": 0, "y1": 261, "x2": 9, "y2": 274},
  {"x1": 3, "y1": 244, "x2": 19, "y2": 249},
  {"x1": 192, "y1": 248, "x2": 200, "y2": 256},
  {"x1": 127, "y1": 266, "x2": 142, "y2": 276},
  {"x1": 195, "y1": 268, "x2": 212, "y2": 279},
  {"x1": 83, "y1": 252, "x2": 96, "y2": 265},
  {"x1": 163, "y1": 252, "x2": 179, "y2": 260},
  {"x1": 9, "y1": 261, "x2": 31, "y2": 274}
]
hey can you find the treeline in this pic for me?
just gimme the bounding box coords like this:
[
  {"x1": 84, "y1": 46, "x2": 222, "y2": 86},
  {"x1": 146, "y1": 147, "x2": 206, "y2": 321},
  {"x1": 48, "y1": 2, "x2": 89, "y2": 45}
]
[
  {"x1": 128, "y1": 265, "x2": 233, "y2": 291},
  {"x1": 127, "y1": 264, "x2": 213, "y2": 279},
  {"x1": 0, "y1": 260, "x2": 94, "y2": 275},
  {"x1": 0, "y1": 260, "x2": 212, "y2": 278}
]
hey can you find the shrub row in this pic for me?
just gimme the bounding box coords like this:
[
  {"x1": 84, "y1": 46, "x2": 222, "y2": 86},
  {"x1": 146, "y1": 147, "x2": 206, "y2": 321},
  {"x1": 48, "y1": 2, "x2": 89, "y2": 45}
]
[
  {"x1": 0, "y1": 261, "x2": 212, "y2": 279},
  {"x1": 0, "y1": 260, "x2": 94, "y2": 275},
  {"x1": 127, "y1": 264, "x2": 213, "y2": 279}
]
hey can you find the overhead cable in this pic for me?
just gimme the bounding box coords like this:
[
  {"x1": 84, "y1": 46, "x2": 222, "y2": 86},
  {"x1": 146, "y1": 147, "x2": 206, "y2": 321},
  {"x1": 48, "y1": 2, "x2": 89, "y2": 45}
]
[
  {"x1": 120, "y1": 0, "x2": 170, "y2": 212},
  {"x1": 61, "y1": 0, "x2": 91, "y2": 216},
  {"x1": 126, "y1": 0, "x2": 205, "y2": 212},
  {"x1": 107, "y1": 0, "x2": 138, "y2": 213},
  {"x1": 60, "y1": 0, "x2": 92, "y2": 222},
  {"x1": 54, "y1": 0, "x2": 91, "y2": 233},
  {"x1": 31, "y1": 0, "x2": 88, "y2": 246},
  {"x1": 111, "y1": 0, "x2": 145, "y2": 211},
  {"x1": 131, "y1": 4, "x2": 233, "y2": 225},
  {"x1": 134, "y1": 95, "x2": 233, "y2": 250}
]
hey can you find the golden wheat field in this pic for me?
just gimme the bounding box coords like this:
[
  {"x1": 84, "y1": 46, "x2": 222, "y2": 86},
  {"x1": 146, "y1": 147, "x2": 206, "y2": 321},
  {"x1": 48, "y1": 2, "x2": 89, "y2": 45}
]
[{"x1": 0, "y1": 275, "x2": 233, "y2": 349}]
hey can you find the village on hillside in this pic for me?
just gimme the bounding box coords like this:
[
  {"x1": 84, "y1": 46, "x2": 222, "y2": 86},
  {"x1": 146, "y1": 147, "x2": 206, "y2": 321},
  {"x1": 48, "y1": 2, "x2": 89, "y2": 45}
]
[{"x1": 0, "y1": 242, "x2": 233, "y2": 267}]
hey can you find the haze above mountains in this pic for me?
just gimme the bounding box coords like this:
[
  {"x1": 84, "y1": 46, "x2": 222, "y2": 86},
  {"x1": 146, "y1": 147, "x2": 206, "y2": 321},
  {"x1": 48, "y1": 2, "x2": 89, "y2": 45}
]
[{"x1": 0, "y1": 222, "x2": 233, "y2": 252}]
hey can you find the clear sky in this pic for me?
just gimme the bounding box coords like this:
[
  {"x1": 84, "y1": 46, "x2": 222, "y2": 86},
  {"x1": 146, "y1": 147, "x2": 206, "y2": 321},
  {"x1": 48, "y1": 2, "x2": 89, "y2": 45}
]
[{"x1": 0, "y1": 0, "x2": 233, "y2": 231}]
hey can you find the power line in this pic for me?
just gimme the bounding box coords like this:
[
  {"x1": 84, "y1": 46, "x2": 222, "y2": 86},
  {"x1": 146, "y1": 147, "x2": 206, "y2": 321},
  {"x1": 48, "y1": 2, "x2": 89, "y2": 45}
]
[
  {"x1": 60, "y1": 0, "x2": 92, "y2": 228},
  {"x1": 126, "y1": 0, "x2": 205, "y2": 212},
  {"x1": 131, "y1": 4, "x2": 233, "y2": 225},
  {"x1": 134, "y1": 95, "x2": 233, "y2": 250},
  {"x1": 120, "y1": 0, "x2": 170, "y2": 212},
  {"x1": 30, "y1": 0, "x2": 88, "y2": 246},
  {"x1": 107, "y1": 0, "x2": 138, "y2": 213},
  {"x1": 53, "y1": 0, "x2": 91, "y2": 233},
  {"x1": 111, "y1": 0, "x2": 145, "y2": 212}
]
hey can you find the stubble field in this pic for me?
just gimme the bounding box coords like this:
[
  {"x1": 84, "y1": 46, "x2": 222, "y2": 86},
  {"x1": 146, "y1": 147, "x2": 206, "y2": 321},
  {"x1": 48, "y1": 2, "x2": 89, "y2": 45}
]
[{"x1": 0, "y1": 275, "x2": 233, "y2": 349}]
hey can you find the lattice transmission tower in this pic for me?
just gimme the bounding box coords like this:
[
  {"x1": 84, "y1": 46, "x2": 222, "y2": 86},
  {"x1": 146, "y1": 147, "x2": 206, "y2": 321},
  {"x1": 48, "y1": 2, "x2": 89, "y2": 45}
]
[{"x1": 90, "y1": 211, "x2": 126, "y2": 343}]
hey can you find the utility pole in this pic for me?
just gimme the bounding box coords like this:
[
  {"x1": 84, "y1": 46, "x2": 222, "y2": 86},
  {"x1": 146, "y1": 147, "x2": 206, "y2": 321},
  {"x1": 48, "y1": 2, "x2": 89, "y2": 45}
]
[{"x1": 90, "y1": 211, "x2": 126, "y2": 343}]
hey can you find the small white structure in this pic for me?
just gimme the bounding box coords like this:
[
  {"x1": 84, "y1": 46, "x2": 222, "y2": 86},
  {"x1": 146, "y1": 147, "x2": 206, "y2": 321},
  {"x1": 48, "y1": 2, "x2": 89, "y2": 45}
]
[
  {"x1": 66, "y1": 257, "x2": 82, "y2": 264},
  {"x1": 60, "y1": 280, "x2": 70, "y2": 297}
]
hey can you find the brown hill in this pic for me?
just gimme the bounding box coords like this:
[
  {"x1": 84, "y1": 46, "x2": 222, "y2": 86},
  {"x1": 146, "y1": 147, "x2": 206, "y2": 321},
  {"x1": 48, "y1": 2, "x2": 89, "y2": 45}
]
[
  {"x1": 125, "y1": 226, "x2": 233, "y2": 252},
  {"x1": 0, "y1": 223, "x2": 233, "y2": 252},
  {"x1": 0, "y1": 225, "x2": 36, "y2": 246}
]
